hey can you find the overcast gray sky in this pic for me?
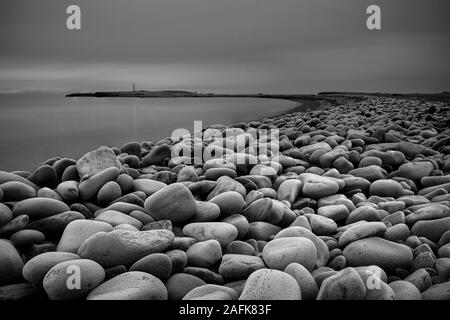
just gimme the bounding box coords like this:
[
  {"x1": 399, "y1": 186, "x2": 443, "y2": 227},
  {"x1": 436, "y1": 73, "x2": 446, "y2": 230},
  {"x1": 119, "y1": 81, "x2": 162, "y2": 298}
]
[{"x1": 0, "y1": 0, "x2": 449, "y2": 94}]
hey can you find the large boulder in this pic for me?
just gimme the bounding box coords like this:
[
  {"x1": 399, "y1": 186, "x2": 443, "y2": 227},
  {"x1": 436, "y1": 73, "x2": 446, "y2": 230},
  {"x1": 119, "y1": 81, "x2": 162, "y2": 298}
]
[
  {"x1": 78, "y1": 229, "x2": 175, "y2": 267},
  {"x1": 76, "y1": 146, "x2": 122, "y2": 178}
]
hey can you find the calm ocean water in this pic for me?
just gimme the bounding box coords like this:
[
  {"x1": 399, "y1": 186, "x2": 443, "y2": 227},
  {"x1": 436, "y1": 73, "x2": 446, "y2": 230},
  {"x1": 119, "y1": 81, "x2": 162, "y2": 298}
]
[{"x1": 0, "y1": 93, "x2": 296, "y2": 171}]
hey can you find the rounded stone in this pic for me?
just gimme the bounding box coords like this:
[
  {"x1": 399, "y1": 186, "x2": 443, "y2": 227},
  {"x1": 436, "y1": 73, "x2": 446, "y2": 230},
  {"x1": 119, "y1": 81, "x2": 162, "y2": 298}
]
[
  {"x1": 398, "y1": 141, "x2": 426, "y2": 158},
  {"x1": 129, "y1": 253, "x2": 172, "y2": 281},
  {"x1": 436, "y1": 258, "x2": 450, "y2": 279},
  {"x1": 317, "y1": 204, "x2": 349, "y2": 222},
  {"x1": 87, "y1": 271, "x2": 168, "y2": 300},
  {"x1": 204, "y1": 168, "x2": 237, "y2": 181},
  {"x1": 353, "y1": 265, "x2": 387, "y2": 284},
  {"x1": 404, "y1": 268, "x2": 432, "y2": 292},
  {"x1": 239, "y1": 269, "x2": 301, "y2": 300},
  {"x1": 299, "y1": 173, "x2": 340, "y2": 198},
  {"x1": 398, "y1": 162, "x2": 433, "y2": 181},
  {"x1": 0, "y1": 181, "x2": 36, "y2": 201},
  {"x1": 247, "y1": 221, "x2": 282, "y2": 241},
  {"x1": 186, "y1": 239, "x2": 223, "y2": 267},
  {"x1": 120, "y1": 141, "x2": 141, "y2": 157},
  {"x1": 169, "y1": 237, "x2": 197, "y2": 251},
  {"x1": 317, "y1": 267, "x2": 366, "y2": 300},
  {"x1": 384, "y1": 223, "x2": 410, "y2": 242},
  {"x1": 389, "y1": 280, "x2": 422, "y2": 300},
  {"x1": 142, "y1": 219, "x2": 172, "y2": 232},
  {"x1": 183, "y1": 267, "x2": 223, "y2": 285},
  {"x1": 0, "y1": 239, "x2": 25, "y2": 286},
  {"x1": 223, "y1": 280, "x2": 246, "y2": 296},
  {"x1": 250, "y1": 164, "x2": 278, "y2": 181},
  {"x1": 132, "y1": 179, "x2": 167, "y2": 197},
  {"x1": 308, "y1": 214, "x2": 337, "y2": 236},
  {"x1": 56, "y1": 181, "x2": 79, "y2": 203},
  {"x1": 95, "y1": 210, "x2": 143, "y2": 229},
  {"x1": 144, "y1": 183, "x2": 197, "y2": 223},
  {"x1": 0, "y1": 214, "x2": 27, "y2": 237},
  {"x1": 77, "y1": 229, "x2": 175, "y2": 267},
  {"x1": 262, "y1": 237, "x2": 317, "y2": 271},
  {"x1": 193, "y1": 201, "x2": 221, "y2": 222},
  {"x1": 284, "y1": 263, "x2": 318, "y2": 300},
  {"x1": 141, "y1": 144, "x2": 171, "y2": 167},
  {"x1": 12, "y1": 197, "x2": 70, "y2": 220},
  {"x1": 27, "y1": 165, "x2": 59, "y2": 188},
  {"x1": 438, "y1": 230, "x2": 450, "y2": 247},
  {"x1": 221, "y1": 214, "x2": 249, "y2": 239},
  {"x1": 218, "y1": 254, "x2": 265, "y2": 280},
  {"x1": 277, "y1": 179, "x2": 302, "y2": 204},
  {"x1": 345, "y1": 206, "x2": 380, "y2": 225},
  {"x1": 411, "y1": 217, "x2": 450, "y2": 243},
  {"x1": 405, "y1": 204, "x2": 450, "y2": 226},
  {"x1": 438, "y1": 244, "x2": 450, "y2": 258},
  {"x1": 224, "y1": 240, "x2": 256, "y2": 255},
  {"x1": 22, "y1": 252, "x2": 81, "y2": 288},
  {"x1": 312, "y1": 267, "x2": 338, "y2": 288},
  {"x1": 382, "y1": 211, "x2": 406, "y2": 225},
  {"x1": 166, "y1": 273, "x2": 206, "y2": 300},
  {"x1": 0, "y1": 170, "x2": 39, "y2": 190},
  {"x1": 43, "y1": 259, "x2": 105, "y2": 300},
  {"x1": 37, "y1": 187, "x2": 63, "y2": 201},
  {"x1": 26, "y1": 211, "x2": 85, "y2": 237},
  {"x1": 208, "y1": 191, "x2": 245, "y2": 217},
  {"x1": 359, "y1": 270, "x2": 394, "y2": 300},
  {"x1": 369, "y1": 179, "x2": 406, "y2": 198},
  {"x1": 205, "y1": 165, "x2": 237, "y2": 181},
  {"x1": 9, "y1": 229, "x2": 45, "y2": 247},
  {"x1": 177, "y1": 166, "x2": 199, "y2": 182},
  {"x1": 206, "y1": 175, "x2": 246, "y2": 200},
  {"x1": 274, "y1": 226, "x2": 330, "y2": 268},
  {"x1": 61, "y1": 165, "x2": 79, "y2": 182},
  {"x1": 183, "y1": 284, "x2": 238, "y2": 300},
  {"x1": 339, "y1": 222, "x2": 388, "y2": 247},
  {"x1": 75, "y1": 147, "x2": 121, "y2": 178},
  {"x1": 421, "y1": 281, "x2": 450, "y2": 300},
  {"x1": 0, "y1": 203, "x2": 13, "y2": 228},
  {"x1": 97, "y1": 181, "x2": 121, "y2": 205},
  {"x1": 116, "y1": 174, "x2": 134, "y2": 194},
  {"x1": 240, "y1": 198, "x2": 273, "y2": 222},
  {"x1": 343, "y1": 237, "x2": 413, "y2": 271},
  {"x1": 57, "y1": 220, "x2": 113, "y2": 253},
  {"x1": 166, "y1": 249, "x2": 188, "y2": 274},
  {"x1": 183, "y1": 222, "x2": 238, "y2": 247},
  {"x1": 130, "y1": 210, "x2": 154, "y2": 225},
  {"x1": 244, "y1": 189, "x2": 264, "y2": 206},
  {"x1": 113, "y1": 224, "x2": 139, "y2": 231},
  {"x1": 78, "y1": 167, "x2": 120, "y2": 201}
]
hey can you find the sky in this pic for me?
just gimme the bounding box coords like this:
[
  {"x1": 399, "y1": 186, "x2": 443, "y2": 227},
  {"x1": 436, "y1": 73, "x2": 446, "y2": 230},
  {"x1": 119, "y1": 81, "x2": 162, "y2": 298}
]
[{"x1": 0, "y1": 0, "x2": 449, "y2": 94}]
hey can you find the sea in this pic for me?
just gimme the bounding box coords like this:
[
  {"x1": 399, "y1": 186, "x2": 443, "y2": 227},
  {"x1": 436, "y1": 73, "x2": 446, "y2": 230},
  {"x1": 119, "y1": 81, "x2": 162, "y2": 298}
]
[{"x1": 0, "y1": 93, "x2": 297, "y2": 171}]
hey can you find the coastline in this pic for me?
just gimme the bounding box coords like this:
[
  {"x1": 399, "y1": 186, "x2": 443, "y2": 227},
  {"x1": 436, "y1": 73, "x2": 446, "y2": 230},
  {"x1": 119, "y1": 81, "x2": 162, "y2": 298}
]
[{"x1": 2, "y1": 0, "x2": 450, "y2": 303}]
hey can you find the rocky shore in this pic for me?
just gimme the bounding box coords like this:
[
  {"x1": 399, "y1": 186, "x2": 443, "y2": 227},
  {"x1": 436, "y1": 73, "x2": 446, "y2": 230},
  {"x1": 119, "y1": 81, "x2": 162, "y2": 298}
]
[{"x1": 1, "y1": 95, "x2": 450, "y2": 300}]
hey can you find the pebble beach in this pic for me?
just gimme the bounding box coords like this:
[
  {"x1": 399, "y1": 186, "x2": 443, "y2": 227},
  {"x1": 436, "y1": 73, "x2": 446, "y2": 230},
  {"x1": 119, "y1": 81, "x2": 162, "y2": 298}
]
[{"x1": 1, "y1": 95, "x2": 450, "y2": 300}]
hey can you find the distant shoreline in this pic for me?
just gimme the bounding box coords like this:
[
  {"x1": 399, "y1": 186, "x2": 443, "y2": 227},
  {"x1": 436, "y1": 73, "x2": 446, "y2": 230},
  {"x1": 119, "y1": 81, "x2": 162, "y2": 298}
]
[
  {"x1": 66, "y1": 90, "x2": 334, "y2": 104},
  {"x1": 66, "y1": 90, "x2": 450, "y2": 105}
]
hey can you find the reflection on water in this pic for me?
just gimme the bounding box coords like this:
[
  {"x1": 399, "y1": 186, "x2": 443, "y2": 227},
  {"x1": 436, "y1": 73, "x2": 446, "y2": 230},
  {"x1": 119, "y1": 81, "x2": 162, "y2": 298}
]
[{"x1": 0, "y1": 93, "x2": 296, "y2": 171}]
